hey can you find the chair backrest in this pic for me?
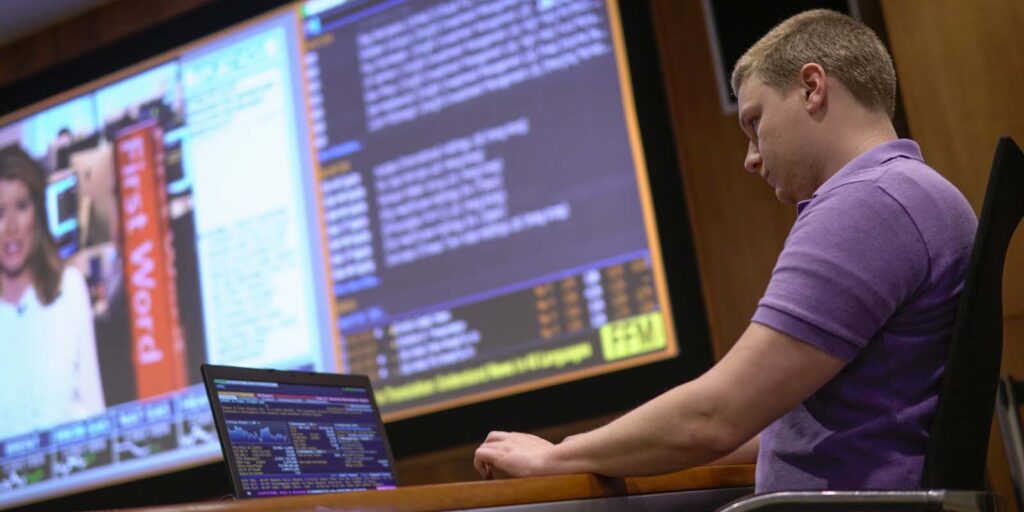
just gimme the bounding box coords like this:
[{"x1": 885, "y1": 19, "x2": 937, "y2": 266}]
[{"x1": 923, "y1": 137, "x2": 1024, "y2": 489}]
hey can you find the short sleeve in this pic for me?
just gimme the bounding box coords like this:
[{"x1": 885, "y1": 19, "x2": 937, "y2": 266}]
[{"x1": 752, "y1": 182, "x2": 930, "y2": 361}]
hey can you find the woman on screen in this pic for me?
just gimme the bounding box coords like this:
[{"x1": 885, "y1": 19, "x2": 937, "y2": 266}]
[{"x1": 0, "y1": 145, "x2": 105, "y2": 440}]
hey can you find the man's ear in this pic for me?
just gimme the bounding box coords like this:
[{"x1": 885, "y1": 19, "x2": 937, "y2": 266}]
[{"x1": 799, "y1": 63, "x2": 827, "y2": 113}]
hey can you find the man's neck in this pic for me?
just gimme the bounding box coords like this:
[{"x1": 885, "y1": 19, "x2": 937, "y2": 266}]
[{"x1": 819, "y1": 112, "x2": 899, "y2": 185}]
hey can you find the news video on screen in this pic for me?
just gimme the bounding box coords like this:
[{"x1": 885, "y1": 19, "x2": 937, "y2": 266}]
[{"x1": 0, "y1": 0, "x2": 702, "y2": 508}]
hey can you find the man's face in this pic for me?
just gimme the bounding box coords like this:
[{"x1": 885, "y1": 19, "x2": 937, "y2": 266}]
[{"x1": 736, "y1": 76, "x2": 820, "y2": 204}]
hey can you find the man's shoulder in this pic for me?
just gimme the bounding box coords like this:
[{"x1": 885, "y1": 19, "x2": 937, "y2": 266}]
[
  {"x1": 811, "y1": 155, "x2": 972, "y2": 225},
  {"x1": 803, "y1": 154, "x2": 976, "y2": 268},
  {"x1": 801, "y1": 178, "x2": 906, "y2": 224},
  {"x1": 871, "y1": 157, "x2": 976, "y2": 243}
]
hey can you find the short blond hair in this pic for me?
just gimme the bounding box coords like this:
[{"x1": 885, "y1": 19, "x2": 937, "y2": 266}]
[{"x1": 730, "y1": 9, "x2": 896, "y2": 118}]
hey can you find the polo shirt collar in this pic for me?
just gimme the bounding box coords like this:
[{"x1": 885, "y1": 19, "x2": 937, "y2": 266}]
[{"x1": 796, "y1": 139, "x2": 924, "y2": 213}]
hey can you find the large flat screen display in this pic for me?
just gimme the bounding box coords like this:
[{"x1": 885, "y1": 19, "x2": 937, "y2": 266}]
[{"x1": 0, "y1": 0, "x2": 707, "y2": 508}]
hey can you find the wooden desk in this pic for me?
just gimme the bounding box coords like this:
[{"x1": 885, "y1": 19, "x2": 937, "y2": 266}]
[{"x1": 125, "y1": 465, "x2": 754, "y2": 511}]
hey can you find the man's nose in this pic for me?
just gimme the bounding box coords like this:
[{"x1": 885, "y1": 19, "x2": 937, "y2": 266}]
[{"x1": 744, "y1": 142, "x2": 762, "y2": 174}]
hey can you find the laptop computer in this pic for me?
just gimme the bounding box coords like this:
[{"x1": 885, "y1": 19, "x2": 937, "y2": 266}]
[{"x1": 201, "y1": 364, "x2": 398, "y2": 499}]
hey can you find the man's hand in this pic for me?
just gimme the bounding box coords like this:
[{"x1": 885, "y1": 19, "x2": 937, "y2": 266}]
[{"x1": 473, "y1": 431, "x2": 556, "y2": 479}]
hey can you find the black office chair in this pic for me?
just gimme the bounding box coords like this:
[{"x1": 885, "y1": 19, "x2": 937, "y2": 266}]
[
  {"x1": 996, "y1": 375, "x2": 1024, "y2": 511},
  {"x1": 716, "y1": 136, "x2": 1024, "y2": 512}
]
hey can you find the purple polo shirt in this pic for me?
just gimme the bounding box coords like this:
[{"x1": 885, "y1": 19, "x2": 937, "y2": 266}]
[{"x1": 752, "y1": 139, "x2": 976, "y2": 492}]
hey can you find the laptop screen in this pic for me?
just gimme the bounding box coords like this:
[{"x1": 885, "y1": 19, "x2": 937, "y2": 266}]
[{"x1": 202, "y1": 365, "x2": 397, "y2": 498}]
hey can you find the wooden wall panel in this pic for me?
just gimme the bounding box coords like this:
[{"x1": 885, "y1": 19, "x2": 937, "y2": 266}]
[{"x1": 0, "y1": 0, "x2": 211, "y2": 89}]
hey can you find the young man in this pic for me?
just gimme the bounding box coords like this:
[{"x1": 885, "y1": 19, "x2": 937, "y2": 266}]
[{"x1": 473, "y1": 9, "x2": 977, "y2": 492}]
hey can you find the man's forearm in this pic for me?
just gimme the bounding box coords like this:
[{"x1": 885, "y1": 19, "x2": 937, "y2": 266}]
[
  {"x1": 544, "y1": 381, "x2": 744, "y2": 477},
  {"x1": 473, "y1": 324, "x2": 845, "y2": 479},
  {"x1": 708, "y1": 435, "x2": 759, "y2": 466}
]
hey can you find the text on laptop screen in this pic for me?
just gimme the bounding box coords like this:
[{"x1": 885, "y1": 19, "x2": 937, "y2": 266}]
[{"x1": 213, "y1": 378, "x2": 396, "y2": 496}]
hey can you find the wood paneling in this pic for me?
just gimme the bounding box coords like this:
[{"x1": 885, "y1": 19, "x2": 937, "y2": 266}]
[
  {"x1": 0, "y1": 0, "x2": 211, "y2": 89},
  {"x1": 1004, "y1": 316, "x2": 1024, "y2": 383}
]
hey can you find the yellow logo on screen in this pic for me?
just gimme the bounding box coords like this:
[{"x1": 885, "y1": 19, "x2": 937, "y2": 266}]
[{"x1": 599, "y1": 312, "x2": 666, "y2": 362}]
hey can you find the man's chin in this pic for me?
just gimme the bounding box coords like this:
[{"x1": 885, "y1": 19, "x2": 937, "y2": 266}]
[{"x1": 774, "y1": 188, "x2": 796, "y2": 205}]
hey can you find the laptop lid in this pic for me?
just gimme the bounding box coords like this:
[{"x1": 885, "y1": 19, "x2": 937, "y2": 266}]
[{"x1": 201, "y1": 364, "x2": 398, "y2": 498}]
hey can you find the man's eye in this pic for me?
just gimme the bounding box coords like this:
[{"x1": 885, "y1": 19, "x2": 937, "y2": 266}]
[{"x1": 750, "y1": 119, "x2": 759, "y2": 132}]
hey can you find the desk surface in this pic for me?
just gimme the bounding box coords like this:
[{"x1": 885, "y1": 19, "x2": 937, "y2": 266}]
[{"x1": 123, "y1": 465, "x2": 754, "y2": 512}]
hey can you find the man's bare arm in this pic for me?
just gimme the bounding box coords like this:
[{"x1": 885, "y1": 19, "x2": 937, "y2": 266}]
[
  {"x1": 474, "y1": 323, "x2": 845, "y2": 478},
  {"x1": 708, "y1": 435, "x2": 759, "y2": 466}
]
